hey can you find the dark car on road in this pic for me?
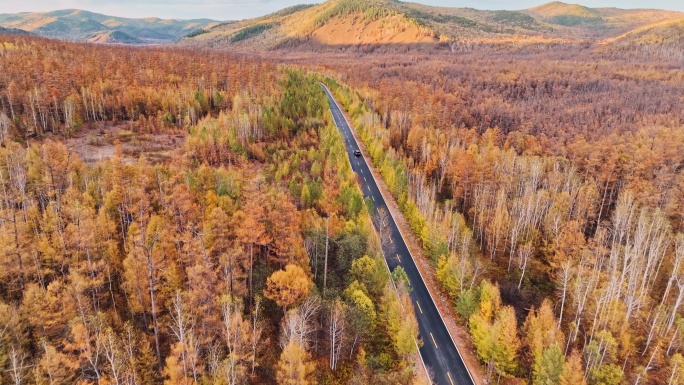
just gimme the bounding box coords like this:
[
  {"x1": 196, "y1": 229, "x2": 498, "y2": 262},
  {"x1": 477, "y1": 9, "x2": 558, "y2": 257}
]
[{"x1": 354, "y1": 149, "x2": 362, "y2": 157}]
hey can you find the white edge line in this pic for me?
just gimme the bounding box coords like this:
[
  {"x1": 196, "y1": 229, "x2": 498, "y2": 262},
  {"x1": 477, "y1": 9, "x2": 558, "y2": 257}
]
[
  {"x1": 320, "y1": 82, "x2": 477, "y2": 385},
  {"x1": 321, "y1": 83, "x2": 432, "y2": 384}
]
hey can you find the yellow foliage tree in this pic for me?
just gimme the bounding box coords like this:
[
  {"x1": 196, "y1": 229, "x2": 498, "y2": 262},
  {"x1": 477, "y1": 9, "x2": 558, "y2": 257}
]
[
  {"x1": 276, "y1": 341, "x2": 315, "y2": 385},
  {"x1": 264, "y1": 264, "x2": 313, "y2": 313}
]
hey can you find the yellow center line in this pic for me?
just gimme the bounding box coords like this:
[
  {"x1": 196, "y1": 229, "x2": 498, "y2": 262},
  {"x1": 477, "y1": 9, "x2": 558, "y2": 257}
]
[
  {"x1": 447, "y1": 372, "x2": 454, "y2": 385},
  {"x1": 416, "y1": 300, "x2": 422, "y2": 314},
  {"x1": 430, "y1": 333, "x2": 438, "y2": 349}
]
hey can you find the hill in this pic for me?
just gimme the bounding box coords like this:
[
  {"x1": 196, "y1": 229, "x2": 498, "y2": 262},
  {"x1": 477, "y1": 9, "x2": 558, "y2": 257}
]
[
  {"x1": 525, "y1": 1, "x2": 603, "y2": 26},
  {"x1": 524, "y1": 1, "x2": 681, "y2": 31},
  {"x1": 179, "y1": 0, "x2": 682, "y2": 51},
  {"x1": 85, "y1": 30, "x2": 143, "y2": 44},
  {"x1": 180, "y1": 0, "x2": 442, "y2": 50},
  {"x1": 610, "y1": 16, "x2": 684, "y2": 45},
  {"x1": 604, "y1": 16, "x2": 684, "y2": 61},
  {"x1": 0, "y1": 9, "x2": 221, "y2": 44},
  {"x1": 0, "y1": 26, "x2": 30, "y2": 35},
  {"x1": 179, "y1": 0, "x2": 552, "y2": 51}
]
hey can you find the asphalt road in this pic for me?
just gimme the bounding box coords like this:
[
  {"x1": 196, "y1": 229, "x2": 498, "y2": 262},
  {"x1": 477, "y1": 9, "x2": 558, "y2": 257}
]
[{"x1": 321, "y1": 84, "x2": 476, "y2": 385}]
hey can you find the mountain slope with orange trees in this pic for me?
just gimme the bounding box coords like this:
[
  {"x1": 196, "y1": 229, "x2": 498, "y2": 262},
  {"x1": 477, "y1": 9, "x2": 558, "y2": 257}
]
[
  {"x1": 0, "y1": 9, "x2": 220, "y2": 44},
  {"x1": 179, "y1": 0, "x2": 442, "y2": 51},
  {"x1": 603, "y1": 16, "x2": 684, "y2": 60},
  {"x1": 179, "y1": 0, "x2": 682, "y2": 51}
]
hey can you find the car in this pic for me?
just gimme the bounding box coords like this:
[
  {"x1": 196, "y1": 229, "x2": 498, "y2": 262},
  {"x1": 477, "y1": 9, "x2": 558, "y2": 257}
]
[{"x1": 354, "y1": 150, "x2": 362, "y2": 157}]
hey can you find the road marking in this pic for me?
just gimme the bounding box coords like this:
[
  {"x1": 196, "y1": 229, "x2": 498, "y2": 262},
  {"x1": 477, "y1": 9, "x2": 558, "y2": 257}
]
[
  {"x1": 390, "y1": 236, "x2": 393, "y2": 244},
  {"x1": 372, "y1": 196, "x2": 375, "y2": 202},
  {"x1": 364, "y1": 177, "x2": 367, "y2": 182},
  {"x1": 430, "y1": 333, "x2": 438, "y2": 349},
  {"x1": 416, "y1": 301, "x2": 422, "y2": 314},
  {"x1": 447, "y1": 372, "x2": 454, "y2": 385},
  {"x1": 396, "y1": 253, "x2": 401, "y2": 262},
  {"x1": 360, "y1": 169, "x2": 363, "y2": 174}
]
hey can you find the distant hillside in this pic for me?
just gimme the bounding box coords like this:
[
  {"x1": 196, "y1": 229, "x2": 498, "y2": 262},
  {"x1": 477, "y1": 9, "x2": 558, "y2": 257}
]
[
  {"x1": 179, "y1": 0, "x2": 682, "y2": 51},
  {"x1": 526, "y1": 1, "x2": 603, "y2": 26},
  {"x1": 0, "y1": 9, "x2": 222, "y2": 44},
  {"x1": 524, "y1": 1, "x2": 681, "y2": 31},
  {"x1": 0, "y1": 26, "x2": 30, "y2": 36},
  {"x1": 179, "y1": 0, "x2": 553, "y2": 51},
  {"x1": 86, "y1": 30, "x2": 143, "y2": 44},
  {"x1": 612, "y1": 16, "x2": 684, "y2": 45},
  {"x1": 180, "y1": 0, "x2": 443, "y2": 50},
  {"x1": 605, "y1": 16, "x2": 684, "y2": 61}
]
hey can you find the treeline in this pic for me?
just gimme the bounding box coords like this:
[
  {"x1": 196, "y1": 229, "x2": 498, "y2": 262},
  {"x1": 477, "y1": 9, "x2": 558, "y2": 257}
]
[
  {"x1": 0, "y1": 36, "x2": 420, "y2": 384},
  {"x1": 0, "y1": 36, "x2": 276, "y2": 138},
  {"x1": 324, "y1": 60, "x2": 684, "y2": 384}
]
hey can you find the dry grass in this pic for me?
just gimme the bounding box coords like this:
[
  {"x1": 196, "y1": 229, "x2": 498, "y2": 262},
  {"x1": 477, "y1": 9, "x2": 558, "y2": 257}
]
[{"x1": 53, "y1": 122, "x2": 184, "y2": 165}]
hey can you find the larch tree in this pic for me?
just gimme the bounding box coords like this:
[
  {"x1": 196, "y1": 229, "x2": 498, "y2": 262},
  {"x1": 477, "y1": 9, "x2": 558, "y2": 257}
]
[
  {"x1": 34, "y1": 342, "x2": 79, "y2": 385},
  {"x1": 492, "y1": 305, "x2": 520, "y2": 378},
  {"x1": 268, "y1": 191, "x2": 307, "y2": 267},
  {"x1": 524, "y1": 299, "x2": 566, "y2": 377},
  {"x1": 264, "y1": 264, "x2": 313, "y2": 313},
  {"x1": 470, "y1": 280, "x2": 520, "y2": 379},
  {"x1": 123, "y1": 214, "x2": 179, "y2": 366},
  {"x1": 533, "y1": 343, "x2": 565, "y2": 385},
  {"x1": 235, "y1": 190, "x2": 270, "y2": 308},
  {"x1": 276, "y1": 341, "x2": 315, "y2": 385},
  {"x1": 560, "y1": 349, "x2": 586, "y2": 385}
]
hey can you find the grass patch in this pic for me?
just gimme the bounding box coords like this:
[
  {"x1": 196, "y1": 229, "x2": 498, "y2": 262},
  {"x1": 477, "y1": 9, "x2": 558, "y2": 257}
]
[{"x1": 117, "y1": 129, "x2": 135, "y2": 143}]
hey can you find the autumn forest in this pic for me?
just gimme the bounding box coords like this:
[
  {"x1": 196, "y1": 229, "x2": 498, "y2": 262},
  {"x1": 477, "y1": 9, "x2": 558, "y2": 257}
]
[
  {"x1": 1, "y1": 0, "x2": 684, "y2": 384},
  {"x1": 0, "y1": 36, "x2": 423, "y2": 384}
]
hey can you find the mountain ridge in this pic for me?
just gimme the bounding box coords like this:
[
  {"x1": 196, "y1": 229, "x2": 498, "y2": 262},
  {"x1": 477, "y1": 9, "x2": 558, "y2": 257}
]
[
  {"x1": 1, "y1": 2, "x2": 682, "y2": 49},
  {"x1": 0, "y1": 25, "x2": 30, "y2": 36},
  {"x1": 0, "y1": 9, "x2": 222, "y2": 44},
  {"x1": 178, "y1": 0, "x2": 683, "y2": 51}
]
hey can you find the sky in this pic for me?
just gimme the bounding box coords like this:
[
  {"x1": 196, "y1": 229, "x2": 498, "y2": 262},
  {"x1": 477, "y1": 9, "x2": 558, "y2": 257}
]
[{"x1": 0, "y1": 0, "x2": 682, "y2": 21}]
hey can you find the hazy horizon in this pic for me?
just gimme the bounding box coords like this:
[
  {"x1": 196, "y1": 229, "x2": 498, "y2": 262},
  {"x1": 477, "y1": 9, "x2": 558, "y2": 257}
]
[{"x1": 0, "y1": 0, "x2": 682, "y2": 21}]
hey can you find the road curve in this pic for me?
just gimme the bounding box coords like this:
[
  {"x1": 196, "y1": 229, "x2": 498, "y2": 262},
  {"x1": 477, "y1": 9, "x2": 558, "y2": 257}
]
[{"x1": 321, "y1": 83, "x2": 476, "y2": 385}]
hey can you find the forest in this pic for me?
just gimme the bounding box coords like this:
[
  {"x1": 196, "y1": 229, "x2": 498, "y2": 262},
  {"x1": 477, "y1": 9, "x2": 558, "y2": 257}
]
[
  {"x1": 316, "y1": 43, "x2": 684, "y2": 384},
  {"x1": 2, "y1": 3, "x2": 684, "y2": 383},
  {"x1": 0, "y1": 36, "x2": 421, "y2": 384}
]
